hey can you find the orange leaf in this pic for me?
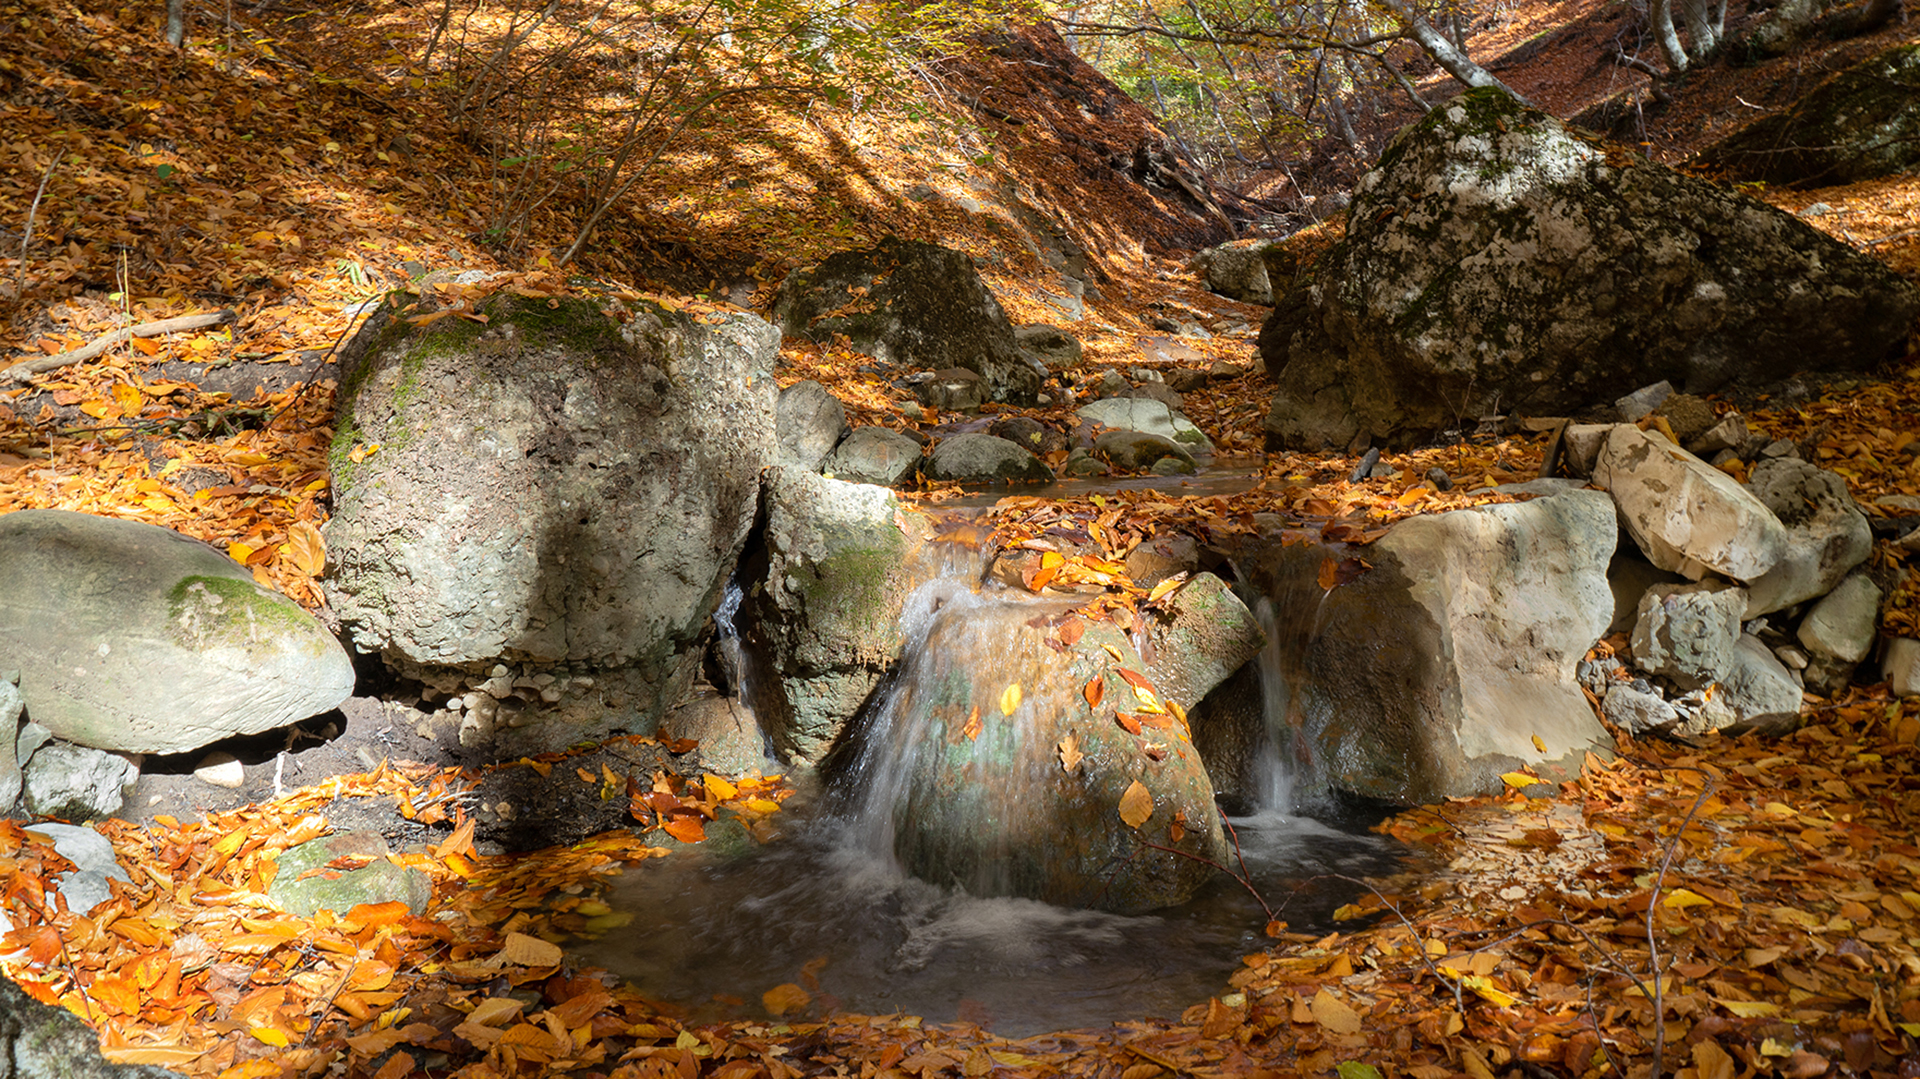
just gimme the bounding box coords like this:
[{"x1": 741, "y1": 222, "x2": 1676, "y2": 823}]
[
  {"x1": 1116, "y1": 668, "x2": 1154, "y2": 691},
  {"x1": 1118, "y1": 781, "x2": 1153, "y2": 829},
  {"x1": 960, "y1": 705, "x2": 982, "y2": 742},
  {"x1": 1057, "y1": 617, "x2": 1085, "y2": 646},
  {"x1": 1116, "y1": 713, "x2": 1142, "y2": 735},
  {"x1": 662, "y1": 814, "x2": 706, "y2": 843},
  {"x1": 345, "y1": 902, "x2": 410, "y2": 929},
  {"x1": 1084, "y1": 677, "x2": 1105, "y2": 708},
  {"x1": 286, "y1": 522, "x2": 326, "y2": 577},
  {"x1": 763, "y1": 983, "x2": 810, "y2": 1018}
]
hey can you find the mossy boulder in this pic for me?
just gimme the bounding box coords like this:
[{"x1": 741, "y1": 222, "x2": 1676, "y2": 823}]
[
  {"x1": 1693, "y1": 44, "x2": 1920, "y2": 186},
  {"x1": 743, "y1": 467, "x2": 978, "y2": 765},
  {"x1": 0, "y1": 510, "x2": 352, "y2": 755},
  {"x1": 268, "y1": 832, "x2": 431, "y2": 916},
  {"x1": 1260, "y1": 88, "x2": 1919, "y2": 450},
  {"x1": 771, "y1": 238, "x2": 1048, "y2": 404},
  {"x1": 323, "y1": 289, "x2": 778, "y2": 753}
]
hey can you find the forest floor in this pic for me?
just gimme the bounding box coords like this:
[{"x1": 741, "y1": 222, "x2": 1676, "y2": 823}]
[{"x1": 1, "y1": 0, "x2": 1919, "y2": 1075}]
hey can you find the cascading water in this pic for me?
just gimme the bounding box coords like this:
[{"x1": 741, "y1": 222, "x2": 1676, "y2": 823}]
[{"x1": 575, "y1": 552, "x2": 1406, "y2": 1035}]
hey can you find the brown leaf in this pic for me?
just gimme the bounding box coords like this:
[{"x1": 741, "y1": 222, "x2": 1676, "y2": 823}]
[
  {"x1": 1118, "y1": 780, "x2": 1153, "y2": 828},
  {"x1": 762, "y1": 983, "x2": 810, "y2": 1018},
  {"x1": 1309, "y1": 988, "x2": 1362, "y2": 1034},
  {"x1": 1058, "y1": 733, "x2": 1083, "y2": 772},
  {"x1": 1084, "y1": 677, "x2": 1105, "y2": 708}
]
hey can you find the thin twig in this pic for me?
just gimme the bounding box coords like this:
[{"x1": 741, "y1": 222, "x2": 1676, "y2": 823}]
[
  {"x1": 13, "y1": 152, "x2": 59, "y2": 301},
  {"x1": 3, "y1": 311, "x2": 235, "y2": 382}
]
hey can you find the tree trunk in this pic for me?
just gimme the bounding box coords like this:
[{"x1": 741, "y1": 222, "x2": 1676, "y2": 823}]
[
  {"x1": 1680, "y1": 0, "x2": 1723, "y2": 59},
  {"x1": 1651, "y1": 0, "x2": 1691, "y2": 71},
  {"x1": 165, "y1": 0, "x2": 187, "y2": 46},
  {"x1": 1381, "y1": 0, "x2": 1532, "y2": 104}
]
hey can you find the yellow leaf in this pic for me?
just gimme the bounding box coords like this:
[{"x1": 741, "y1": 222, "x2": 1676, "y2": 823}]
[
  {"x1": 248, "y1": 1027, "x2": 290, "y2": 1047},
  {"x1": 1118, "y1": 780, "x2": 1153, "y2": 829},
  {"x1": 1132, "y1": 685, "x2": 1165, "y2": 713},
  {"x1": 286, "y1": 522, "x2": 326, "y2": 577},
  {"x1": 1309, "y1": 988, "x2": 1362, "y2": 1034},
  {"x1": 113, "y1": 382, "x2": 144, "y2": 415},
  {"x1": 762, "y1": 983, "x2": 810, "y2": 1018},
  {"x1": 999, "y1": 683, "x2": 1022, "y2": 716},
  {"x1": 215, "y1": 1061, "x2": 282, "y2": 1079},
  {"x1": 492, "y1": 932, "x2": 562, "y2": 968},
  {"x1": 1662, "y1": 888, "x2": 1715, "y2": 909},
  {"x1": 704, "y1": 774, "x2": 738, "y2": 801},
  {"x1": 1500, "y1": 771, "x2": 1538, "y2": 788},
  {"x1": 102, "y1": 1047, "x2": 205, "y2": 1067},
  {"x1": 1531, "y1": 734, "x2": 1547, "y2": 752},
  {"x1": 228, "y1": 541, "x2": 255, "y2": 565},
  {"x1": 1716, "y1": 999, "x2": 1783, "y2": 1018}
]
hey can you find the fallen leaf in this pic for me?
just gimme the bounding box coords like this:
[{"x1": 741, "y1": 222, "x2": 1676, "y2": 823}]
[
  {"x1": 1058, "y1": 734, "x2": 1083, "y2": 772},
  {"x1": 999, "y1": 683, "x2": 1022, "y2": 715},
  {"x1": 1309, "y1": 988, "x2": 1362, "y2": 1034},
  {"x1": 1084, "y1": 677, "x2": 1104, "y2": 708},
  {"x1": 493, "y1": 932, "x2": 563, "y2": 968},
  {"x1": 960, "y1": 705, "x2": 982, "y2": 742},
  {"x1": 763, "y1": 983, "x2": 810, "y2": 1017},
  {"x1": 1118, "y1": 780, "x2": 1153, "y2": 828}
]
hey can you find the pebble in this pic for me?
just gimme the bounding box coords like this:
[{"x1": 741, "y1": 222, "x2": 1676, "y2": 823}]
[{"x1": 194, "y1": 751, "x2": 246, "y2": 789}]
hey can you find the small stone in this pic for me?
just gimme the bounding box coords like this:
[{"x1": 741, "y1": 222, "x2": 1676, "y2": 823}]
[
  {"x1": 1426, "y1": 467, "x2": 1453, "y2": 491},
  {"x1": 1690, "y1": 413, "x2": 1751, "y2": 456},
  {"x1": 1797, "y1": 574, "x2": 1882, "y2": 663},
  {"x1": 901, "y1": 401, "x2": 925, "y2": 421},
  {"x1": 1603, "y1": 684, "x2": 1681, "y2": 732},
  {"x1": 194, "y1": 752, "x2": 246, "y2": 789},
  {"x1": 1616, "y1": 381, "x2": 1673, "y2": 422},
  {"x1": 1760, "y1": 439, "x2": 1799, "y2": 459},
  {"x1": 1774, "y1": 645, "x2": 1810, "y2": 670}
]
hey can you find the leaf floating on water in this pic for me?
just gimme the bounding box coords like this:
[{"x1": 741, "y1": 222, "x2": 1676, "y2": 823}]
[
  {"x1": 661, "y1": 813, "x2": 706, "y2": 844},
  {"x1": 1057, "y1": 733, "x2": 1084, "y2": 772},
  {"x1": 1084, "y1": 677, "x2": 1104, "y2": 708},
  {"x1": 762, "y1": 982, "x2": 810, "y2": 1018},
  {"x1": 960, "y1": 705, "x2": 982, "y2": 742},
  {"x1": 999, "y1": 683, "x2": 1022, "y2": 716},
  {"x1": 1317, "y1": 556, "x2": 1371, "y2": 590},
  {"x1": 1118, "y1": 780, "x2": 1152, "y2": 828}
]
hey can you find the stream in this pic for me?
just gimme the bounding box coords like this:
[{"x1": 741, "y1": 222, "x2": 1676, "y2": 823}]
[{"x1": 573, "y1": 550, "x2": 1411, "y2": 1036}]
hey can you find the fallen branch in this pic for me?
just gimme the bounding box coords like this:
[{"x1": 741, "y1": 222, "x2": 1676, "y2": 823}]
[{"x1": 2, "y1": 310, "x2": 235, "y2": 382}]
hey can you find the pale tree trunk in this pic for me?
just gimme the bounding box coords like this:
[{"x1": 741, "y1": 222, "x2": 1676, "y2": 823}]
[
  {"x1": 1381, "y1": 0, "x2": 1532, "y2": 105},
  {"x1": 1680, "y1": 0, "x2": 1724, "y2": 58},
  {"x1": 1651, "y1": 0, "x2": 1692, "y2": 71},
  {"x1": 165, "y1": 0, "x2": 187, "y2": 46}
]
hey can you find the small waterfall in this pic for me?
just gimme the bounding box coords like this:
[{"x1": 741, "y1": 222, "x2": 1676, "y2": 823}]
[
  {"x1": 712, "y1": 578, "x2": 751, "y2": 701},
  {"x1": 1236, "y1": 538, "x2": 1351, "y2": 816}
]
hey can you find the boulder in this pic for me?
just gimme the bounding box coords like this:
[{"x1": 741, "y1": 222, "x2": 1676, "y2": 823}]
[
  {"x1": 847, "y1": 586, "x2": 1227, "y2": 913},
  {"x1": 775, "y1": 380, "x2": 849, "y2": 471},
  {"x1": 268, "y1": 832, "x2": 432, "y2": 917},
  {"x1": 1093, "y1": 430, "x2": 1196, "y2": 474},
  {"x1": 1602, "y1": 684, "x2": 1683, "y2": 734},
  {"x1": 987, "y1": 416, "x2": 1064, "y2": 457},
  {"x1": 323, "y1": 293, "x2": 777, "y2": 752},
  {"x1": 0, "y1": 973, "x2": 184, "y2": 1079},
  {"x1": 1885, "y1": 638, "x2": 1920, "y2": 697},
  {"x1": 1075, "y1": 398, "x2": 1214, "y2": 454},
  {"x1": 0, "y1": 510, "x2": 353, "y2": 755},
  {"x1": 23, "y1": 742, "x2": 139, "y2": 821},
  {"x1": 0, "y1": 674, "x2": 21, "y2": 811},
  {"x1": 1260, "y1": 88, "x2": 1919, "y2": 449},
  {"x1": 1014, "y1": 324, "x2": 1084, "y2": 372},
  {"x1": 910, "y1": 368, "x2": 988, "y2": 413},
  {"x1": 1140, "y1": 573, "x2": 1265, "y2": 714},
  {"x1": 1239, "y1": 491, "x2": 1615, "y2": 804},
  {"x1": 1719, "y1": 634, "x2": 1805, "y2": 727},
  {"x1": 1740, "y1": 457, "x2": 1872, "y2": 617},
  {"x1": 1606, "y1": 551, "x2": 1689, "y2": 634},
  {"x1": 923, "y1": 433, "x2": 1053, "y2": 484},
  {"x1": 1593, "y1": 425, "x2": 1789, "y2": 582},
  {"x1": 772, "y1": 238, "x2": 1047, "y2": 403},
  {"x1": 1630, "y1": 581, "x2": 1747, "y2": 690},
  {"x1": 662, "y1": 696, "x2": 773, "y2": 777},
  {"x1": 1694, "y1": 45, "x2": 1920, "y2": 186},
  {"x1": 823, "y1": 427, "x2": 923, "y2": 487},
  {"x1": 1192, "y1": 239, "x2": 1276, "y2": 304},
  {"x1": 745, "y1": 468, "x2": 976, "y2": 765},
  {"x1": 1798, "y1": 573, "x2": 1882, "y2": 664}
]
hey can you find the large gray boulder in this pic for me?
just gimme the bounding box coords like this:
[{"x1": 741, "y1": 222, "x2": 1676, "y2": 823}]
[
  {"x1": 0, "y1": 510, "x2": 353, "y2": 755},
  {"x1": 1239, "y1": 491, "x2": 1616, "y2": 804},
  {"x1": 775, "y1": 380, "x2": 848, "y2": 471},
  {"x1": 1075, "y1": 398, "x2": 1214, "y2": 454},
  {"x1": 323, "y1": 293, "x2": 777, "y2": 753},
  {"x1": 1694, "y1": 44, "x2": 1920, "y2": 186},
  {"x1": 1593, "y1": 425, "x2": 1788, "y2": 582},
  {"x1": 771, "y1": 238, "x2": 1047, "y2": 404},
  {"x1": 1141, "y1": 573, "x2": 1265, "y2": 713},
  {"x1": 1260, "y1": 88, "x2": 1919, "y2": 449},
  {"x1": 923, "y1": 433, "x2": 1053, "y2": 484},
  {"x1": 846, "y1": 585, "x2": 1228, "y2": 913},
  {"x1": 1740, "y1": 457, "x2": 1872, "y2": 617},
  {"x1": 745, "y1": 468, "x2": 975, "y2": 766},
  {"x1": 823, "y1": 427, "x2": 923, "y2": 487},
  {"x1": 1192, "y1": 239, "x2": 1276, "y2": 305}
]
